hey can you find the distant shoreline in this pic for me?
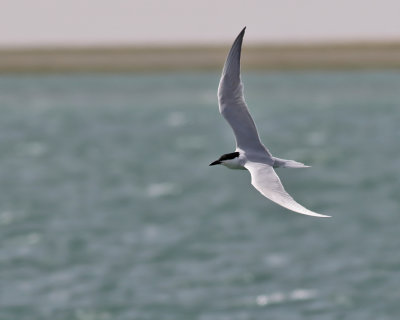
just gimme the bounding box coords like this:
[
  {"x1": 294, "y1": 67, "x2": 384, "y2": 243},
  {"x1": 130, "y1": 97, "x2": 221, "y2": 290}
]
[{"x1": 1, "y1": 42, "x2": 400, "y2": 73}]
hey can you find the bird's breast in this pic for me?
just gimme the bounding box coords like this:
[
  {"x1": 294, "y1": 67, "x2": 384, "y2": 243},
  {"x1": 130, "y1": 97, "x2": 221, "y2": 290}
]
[{"x1": 222, "y1": 158, "x2": 246, "y2": 170}]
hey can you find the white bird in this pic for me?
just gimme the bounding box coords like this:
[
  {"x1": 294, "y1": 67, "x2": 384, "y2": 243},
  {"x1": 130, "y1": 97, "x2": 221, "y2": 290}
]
[{"x1": 209, "y1": 27, "x2": 329, "y2": 218}]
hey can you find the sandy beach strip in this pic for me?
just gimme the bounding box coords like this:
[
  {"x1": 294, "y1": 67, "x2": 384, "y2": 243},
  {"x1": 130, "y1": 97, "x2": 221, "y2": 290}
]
[{"x1": 1, "y1": 42, "x2": 400, "y2": 73}]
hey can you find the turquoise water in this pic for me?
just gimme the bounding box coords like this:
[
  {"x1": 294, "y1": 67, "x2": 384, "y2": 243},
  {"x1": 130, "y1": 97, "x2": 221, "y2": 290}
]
[{"x1": 0, "y1": 71, "x2": 399, "y2": 320}]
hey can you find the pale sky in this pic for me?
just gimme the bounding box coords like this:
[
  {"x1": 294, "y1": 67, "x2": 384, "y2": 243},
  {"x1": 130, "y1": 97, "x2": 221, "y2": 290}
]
[{"x1": 2, "y1": 0, "x2": 400, "y2": 47}]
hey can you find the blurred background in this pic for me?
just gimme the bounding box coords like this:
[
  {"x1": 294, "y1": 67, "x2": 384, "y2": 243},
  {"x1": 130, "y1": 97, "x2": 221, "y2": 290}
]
[{"x1": 1, "y1": 1, "x2": 400, "y2": 319}]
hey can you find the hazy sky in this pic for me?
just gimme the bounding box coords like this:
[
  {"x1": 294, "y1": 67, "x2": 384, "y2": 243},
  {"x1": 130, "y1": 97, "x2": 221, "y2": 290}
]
[{"x1": 2, "y1": 0, "x2": 400, "y2": 47}]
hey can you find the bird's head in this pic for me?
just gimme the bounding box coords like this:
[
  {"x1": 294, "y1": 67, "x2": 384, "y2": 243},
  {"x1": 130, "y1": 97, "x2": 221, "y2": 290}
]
[{"x1": 209, "y1": 152, "x2": 240, "y2": 167}]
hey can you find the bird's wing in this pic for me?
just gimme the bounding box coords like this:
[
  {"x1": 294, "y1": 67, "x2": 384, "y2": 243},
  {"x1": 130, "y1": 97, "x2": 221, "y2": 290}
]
[
  {"x1": 218, "y1": 27, "x2": 271, "y2": 156},
  {"x1": 244, "y1": 162, "x2": 330, "y2": 217}
]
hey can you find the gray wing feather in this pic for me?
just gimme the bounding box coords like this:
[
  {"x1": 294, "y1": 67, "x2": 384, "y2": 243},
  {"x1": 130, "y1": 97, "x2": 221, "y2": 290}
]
[
  {"x1": 218, "y1": 27, "x2": 271, "y2": 155},
  {"x1": 245, "y1": 162, "x2": 330, "y2": 217}
]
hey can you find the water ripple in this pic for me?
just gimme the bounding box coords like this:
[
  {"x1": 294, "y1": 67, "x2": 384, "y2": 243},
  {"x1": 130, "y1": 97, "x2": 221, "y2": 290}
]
[{"x1": 256, "y1": 289, "x2": 318, "y2": 306}]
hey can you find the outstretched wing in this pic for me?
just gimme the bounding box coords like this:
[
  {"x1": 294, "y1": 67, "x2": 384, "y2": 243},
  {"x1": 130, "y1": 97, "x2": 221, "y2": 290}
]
[
  {"x1": 245, "y1": 162, "x2": 330, "y2": 217},
  {"x1": 218, "y1": 27, "x2": 271, "y2": 156}
]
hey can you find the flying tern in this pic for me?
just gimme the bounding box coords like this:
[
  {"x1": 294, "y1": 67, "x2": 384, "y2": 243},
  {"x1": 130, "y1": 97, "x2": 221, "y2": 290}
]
[{"x1": 209, "y1": 27, "x2": 329, "y2": 218}]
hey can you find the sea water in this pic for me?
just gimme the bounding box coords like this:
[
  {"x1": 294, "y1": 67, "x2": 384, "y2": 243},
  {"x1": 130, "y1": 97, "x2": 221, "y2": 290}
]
[{"x1": 0, "y1": 71, "x2": 399, "y2": 320}]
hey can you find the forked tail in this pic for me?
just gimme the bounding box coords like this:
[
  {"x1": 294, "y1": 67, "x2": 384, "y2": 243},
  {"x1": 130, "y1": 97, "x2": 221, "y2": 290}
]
[{"x1": 272, "y1": 157, "x2": 310, "y2": 168}]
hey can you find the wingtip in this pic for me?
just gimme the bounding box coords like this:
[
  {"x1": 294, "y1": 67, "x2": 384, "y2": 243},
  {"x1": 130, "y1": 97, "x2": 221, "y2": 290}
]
[
  {"x1": 301, "y1": 212, "x2": 331, "y2": 218},
  {"x1": 221, "y1": 27, "x2": 246, "y2": 77},
  {"x1": 299, "y1": 208, "x2": 331, "y2": 218},
  {"x1": 308, "y1": 211, "x2": 331, "y2": 218},
  {"x1": 239, "y1": 27, "x2": 246, "y2": 37}
]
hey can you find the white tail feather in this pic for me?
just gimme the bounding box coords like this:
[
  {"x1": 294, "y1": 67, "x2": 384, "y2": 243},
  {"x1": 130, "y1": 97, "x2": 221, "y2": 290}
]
[{"x1": 273, "y1": 157, "x2": 310, "y2": 168}]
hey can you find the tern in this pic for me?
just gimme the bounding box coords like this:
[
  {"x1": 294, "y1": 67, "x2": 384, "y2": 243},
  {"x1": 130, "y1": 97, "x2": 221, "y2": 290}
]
[{"x1": 209, "y1": 27, "x2": 329, "y2": 218}]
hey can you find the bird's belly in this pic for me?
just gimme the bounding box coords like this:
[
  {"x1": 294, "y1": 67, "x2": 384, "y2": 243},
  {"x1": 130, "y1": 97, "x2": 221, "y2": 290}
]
[{"x1": 224, "y1": 161, "x2": 246, "y2": 170}]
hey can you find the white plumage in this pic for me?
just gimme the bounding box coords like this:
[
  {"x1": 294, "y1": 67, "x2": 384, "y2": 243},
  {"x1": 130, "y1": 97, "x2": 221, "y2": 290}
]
[{"x1": 211, "y1": 27, "x2": 329, "y2": 218}]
